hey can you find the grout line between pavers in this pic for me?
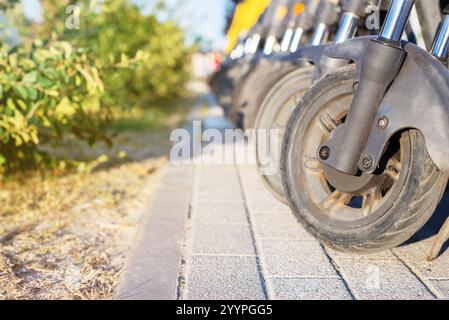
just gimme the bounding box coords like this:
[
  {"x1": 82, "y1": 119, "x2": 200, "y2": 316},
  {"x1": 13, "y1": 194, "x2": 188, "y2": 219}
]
[
  {"x1": 236, "y1": 163, "x2": 272, "y2": 300},
  {"x1": 176, "y1": 162, "x2": 199, "y2": 300},
  {"x1": 321, "y1": 246, "x2": 357, "y2": 300},
  {"x1": 248, "y1": 210, "x2": 292, "y2": 214},
  {"x1": 326, "y1": 257, "x2": 400, "y2": 261},
  {"x1": 325, "y1": 249, "x2": 400, "y2": 261},
  {"x1": 265, "y1": 275, "x2": 341, "y2": 279},
  {"x1": 192, "y1": 198, "x2": 245, "y2": 203},
  {"x1": 257, "y1": 237, "x2": 316, "y2": 241},
  {"x1": 158, "y1": 185, "x2": 193, "y2": 191},
  {"x1": 176, "y1": 201, "x2": 193, "y2": 300},
  {"x1": 175, "y1": 92, "x2": 215, "y2": 300},
  {"x1": 193, "y1": 222, "x2": 250, "y2": 226},
  {"x1": 391, "y1": 249, "x2": 442, "y2": 298},
  {"x1": 191, "y1": 253, "x2": 257, "y2": 257}
]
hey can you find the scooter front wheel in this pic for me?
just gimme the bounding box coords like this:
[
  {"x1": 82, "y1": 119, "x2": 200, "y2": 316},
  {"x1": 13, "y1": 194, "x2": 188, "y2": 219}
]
[{"x1": 281, "y1": 65, "x2": 447, "y2": 253}]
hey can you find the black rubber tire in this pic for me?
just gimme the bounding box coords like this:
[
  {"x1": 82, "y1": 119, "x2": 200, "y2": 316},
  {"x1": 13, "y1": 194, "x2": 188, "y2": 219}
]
[
  {"x1": 216, "y1": 59, "x2": 252, "y2": 116},
  {"x1": 230, "y1": 57, "x2": 298, "y2": 129},
  {"x1": 254, "y1": 66, "x2": 314, "y2": 203},
  {"x1": 281, "y1": 65, "x2": 448, "y2": 253}
]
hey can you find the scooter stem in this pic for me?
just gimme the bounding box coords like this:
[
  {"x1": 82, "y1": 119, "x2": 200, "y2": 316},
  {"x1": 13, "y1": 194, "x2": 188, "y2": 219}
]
[
  {"x1": 310, "y1": 22, "x2": 330, "y2": 45},
  {"x1": 309, "y1": 0, "x2": 340, "y2": 45},
  {"x1": 334, "y1": 12, "x2": 359, "y2": 44},
  {"x1": 319, "y1": 0, "x2": 373, "y2": 74},
  {"x1": 431, "y1": 14, "x2": 449, "y2": 62},
  {"x1": 379, "y1": 0, "x2": 415, "y2": 44},
  {"x1": 290, "y1": 0, "x2": 322, "y2": 51}
]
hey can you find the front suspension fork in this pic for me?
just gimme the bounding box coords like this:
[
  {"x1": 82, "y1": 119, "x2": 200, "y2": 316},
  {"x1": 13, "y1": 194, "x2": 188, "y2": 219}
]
[
  {"x1": 319, "y1": 0, "x2": 366, "y2": 73},
  {"x1": 321, "y1": 0, "x2": 449, "y2": 176},
  {"x1": 431, "y1": 13, "x2": 449, "y2": 62},
  {"x1": 318, "y1": 0, "x2": 449, "y2": 260},
  {"x1": 309, "y1": 0, "x2": 340, "y2": 46},
  {"x1": 319, "y1": 0, "x2": 414, "y2": 175}
]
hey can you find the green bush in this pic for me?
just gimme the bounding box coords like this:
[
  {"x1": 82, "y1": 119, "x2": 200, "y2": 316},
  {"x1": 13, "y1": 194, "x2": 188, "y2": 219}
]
[
  {"x1": 0, "y1": 40, "x2": 108, "y2": 172},
  {"x1": 40, "y1": 0, "x2": 192, "y2": 108},
  {"x1": 0, "y1": 0, "x2": 192, "y2": 173},
  {"x1": 0, "y1": 0, "x2": 19, "y2": 11}
]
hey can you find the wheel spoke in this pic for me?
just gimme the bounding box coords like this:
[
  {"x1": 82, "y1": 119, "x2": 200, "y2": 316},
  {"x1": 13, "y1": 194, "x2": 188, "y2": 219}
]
[
  {"x1": 318, "y1": 111, "x2": 338, "y2": 135},
  {"x1": 389, "y1": 158, "x2": 402, "y2": 171},
  {"x1": 293, "y1": 95, "x2": 302, "y2": 106},
  {"x1": 385, "y1": 167, "x2": 399, "y2": 182},
  {"x1": 362, "y1": 187, "x2": 382, "y2": 216},
  {"x1": 386, "y1": 158, "x2": 401, "y2": 182},
  {"x1": 303, "y1": 157, "x2": 323, "y2": 175},
  {"x1": 321, "y1": 190, "x2": 352, "y2": 210}
]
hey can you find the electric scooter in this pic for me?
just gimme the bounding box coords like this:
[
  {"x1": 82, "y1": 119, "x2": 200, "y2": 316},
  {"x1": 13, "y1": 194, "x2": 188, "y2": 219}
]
[
  {"x1": 255, "y1": 0, "x2": 381, "y2": 203},
  {"x1": 281, "y1": 0, "x2": 449, "y2": 256},
  {"x1": 230, "y1": 0, "x2": 339, "y2": 130},
  {"x1": 213, "y1": 0, "x2": 289, "y2": 116}
]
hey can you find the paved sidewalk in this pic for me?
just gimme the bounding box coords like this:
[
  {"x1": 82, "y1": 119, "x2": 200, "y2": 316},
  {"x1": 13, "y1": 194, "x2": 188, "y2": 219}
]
[{"x1": 117, "y1": 88, "x2": 449, "y2": 300}]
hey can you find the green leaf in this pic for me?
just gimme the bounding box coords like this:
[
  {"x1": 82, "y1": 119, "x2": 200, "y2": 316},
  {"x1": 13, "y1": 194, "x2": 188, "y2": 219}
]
[
  {"x1": 23, "y1": 71, "x2": 38, "y2": 84},
  {"x1": 16, "y1": 99, "x2": 27, "y2": 111},
  {"x1": 14, "y1": 86, "x2": 29, "y2": 100},
  {"x1": 38, "y1": 77, "x2": 55, "y2": 89},
  {"x1": 55, "y1": 97, "x2": 75, "y2": 116}
]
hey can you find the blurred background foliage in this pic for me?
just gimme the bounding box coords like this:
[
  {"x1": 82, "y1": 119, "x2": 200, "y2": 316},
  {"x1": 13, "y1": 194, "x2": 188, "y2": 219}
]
[{"x1": 0, "y1": 0, "x2": 192, "y2": 173}]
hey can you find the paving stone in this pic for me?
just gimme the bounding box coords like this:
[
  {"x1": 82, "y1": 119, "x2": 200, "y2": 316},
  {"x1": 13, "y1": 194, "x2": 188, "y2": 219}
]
[
  {"x1": 159, "y1": 164, "x2": 195, "y2": 190},
  {"x1": 197, "y1": 166, "x2": 243, "y2": 201},
  {"x1": 335, "y1": 259, "x2": 435, "y2": 299},
  {"x1": 393, "y1": 236, "x2": 449, "y2": 280},
  {"x1": 269, "y1": 277, "x2": 352, "y2": 300},
  {"x1": 252, "y1": 212, "x2": 313, "y2": 240},
  {"x1": 198, "y1": 178, "x2": 240, "y2": 190},
  {"x1": 238, "y1": 165, "x2": 269, "y2": 191},
  {"x1": 240, "y1": 182, "x2": 270, "y2": 195},
  {"x1": 238, "y1": 165, "x2": 264, "y2": 181},
  {"x1": 198, "y1": 165, "x2": 239, "y2": 179},
  {"x1": 187, "y1": 256, "x2": 266, "y2": 300},
  {"x1": 197, "y1": 186, "x2": 244, "y2": 201},
  {"x1": 195, "y1": 200, "x2": 248, "y2": 225},
  {"x1": 326, "y1": 247, "x2": 398, "y2": 261},
  {"x1": 120, "y1": 90, "x2": 448, "y2": 300},
  {"x1": 192, "y1": 224, "x2": 255, "y2": 255},
  {"x1": 243, "y1": 186, "x2": 285, "y2": 201},
  {"x1": 240, "y1": 178, "x2": 275, "y2": 195},
  {"x1": 245, "y1": 195, "x2": 291, "y2": 213},
  {"x1": 260, "y1": 240, "x2": 338, "y2": 278},
  {"x1": 428, "y1": 280, "x2": 449, "y2": 298},
  {"x1": 197, "y1": 175, "x2": 241, "y2": 189},
  {"x1": 116, "y1": 164, "x2": 194, "y2": 300}
]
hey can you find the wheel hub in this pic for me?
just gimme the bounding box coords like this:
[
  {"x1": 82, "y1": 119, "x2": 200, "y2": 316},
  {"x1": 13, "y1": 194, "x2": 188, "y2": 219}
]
[{"x1": 323, "y1": 163, "x2": 387, "y2": 194}]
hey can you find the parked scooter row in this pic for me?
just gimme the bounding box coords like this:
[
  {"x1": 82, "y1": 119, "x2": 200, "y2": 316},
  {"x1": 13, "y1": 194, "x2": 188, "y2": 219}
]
[{"x1": 213, "y1": 0, "x2": 449, "y2": 259}]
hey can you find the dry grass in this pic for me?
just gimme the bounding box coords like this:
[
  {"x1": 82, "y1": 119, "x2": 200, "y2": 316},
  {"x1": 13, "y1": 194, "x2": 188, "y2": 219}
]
[
  {"x1": 0, "y1": 95, "x2": 196, "y2": 300},
  {"x1": 0, "y1": 155, "x2": 167, "y2": 300}
]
